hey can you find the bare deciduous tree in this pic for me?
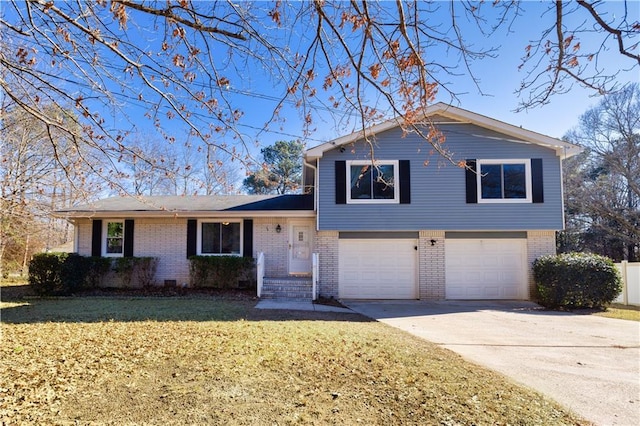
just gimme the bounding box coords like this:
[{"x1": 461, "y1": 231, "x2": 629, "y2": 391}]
[
  {"x1": 0, "y1": 104, "x2": 95, "y2": 276},
  {"x1": 561, "y1": 83, "x2": 640, "y2": 261},
  {"x1": 1, "y1": 0, "x2": 637, "y2": 183}
]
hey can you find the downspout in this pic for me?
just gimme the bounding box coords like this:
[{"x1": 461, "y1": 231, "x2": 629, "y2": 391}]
[
  {"x1": 74, "y1": 219, "x2": 79, "y2": 254},
  {"x1": 303, "y1": 159, "x2": 319, "y2": 231},
  {"x1": 304, "y1": 158, "x2": 319, "y2": 301}
]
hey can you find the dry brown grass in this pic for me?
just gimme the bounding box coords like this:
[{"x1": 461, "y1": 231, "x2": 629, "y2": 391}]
[
  {"x1": 594, "y1": 304, "x2": 640, "y2": 321},
  {"x1": 1, "y1": 283, "x2": 586, "y2": 425}
]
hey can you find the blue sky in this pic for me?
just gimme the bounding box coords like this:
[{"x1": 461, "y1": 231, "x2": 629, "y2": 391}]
[
  {"x1": 183, "y1": 0, "x2": 639, "y2": 150},
  {"x1": 441, "y1": 1, "x2": 639, "y2": 140},
  {"x1": 5, "y1": 1, "x2": 638, "y2": 158}
]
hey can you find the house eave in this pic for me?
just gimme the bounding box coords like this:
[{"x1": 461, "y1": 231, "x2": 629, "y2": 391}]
[
  {"x1": 55, "y1": 210, "x2": 315, "y2": 221},
  {"x1": 304, "y1": 102, "x2": 583, "y2": 160}
]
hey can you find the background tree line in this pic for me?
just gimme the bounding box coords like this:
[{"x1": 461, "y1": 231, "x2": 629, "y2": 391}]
[{"x1": 560, "y1": 83, "x2": 640, "y2": 262}]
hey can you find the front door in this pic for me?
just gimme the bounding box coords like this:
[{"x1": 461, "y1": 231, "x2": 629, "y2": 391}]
[{"x1": 289, "y1": 222, "x2": 313, "y2": 275}]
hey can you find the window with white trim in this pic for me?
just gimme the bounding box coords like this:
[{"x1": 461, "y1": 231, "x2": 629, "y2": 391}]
[
  {"x1": 477, "y1": 159, "x2": 532, "y2": 203},
  {"x1": 103, "y1": 220, "x2": 124, "y2": 257},
  {"x1": 346, "y1": 160, "x2": 398, "y2": 204},
  {"x1": 197, "y1": 220, "x2": 242, "y2": 255}
]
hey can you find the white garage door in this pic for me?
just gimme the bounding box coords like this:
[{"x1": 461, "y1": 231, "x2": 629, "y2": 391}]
[
  {"x1": 339, "y1": 239, "x2": 417, "y2": 299},
  {"x1": 445, "y1": 239, "x2": 527, "y2": 299}
]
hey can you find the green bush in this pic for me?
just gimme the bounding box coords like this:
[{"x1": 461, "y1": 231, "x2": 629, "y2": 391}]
[
  {"x1": 135, "y1": 257, "x2": 158, "y2": 287},
  {"x1": 112, "y1": 257, "x2": 136, "y2": 287},
  {"x1": 85, "y1": 257, "x2": 113, "y2": 288},
  {"x1": 29, "y1": 253, "x2": 67, "y2": 295},
  {"x1": 60, "y1": 253, "x2": 93, "y2": 293},
  {"x1": 189, "y1": 256, "x2": 255, "y2": 289},
  {"x1": 112, "y1": 257, "x2": 158, "y2": 287},
  {"x1": 29, "y1": 254, "x2": 158, "y2": 295},
  {"x1": 533, "y1": 252, "x2": 622, "y2": 309},
  {"x1": 29, "y1": 253, "x2": 99, "y2": 295}
]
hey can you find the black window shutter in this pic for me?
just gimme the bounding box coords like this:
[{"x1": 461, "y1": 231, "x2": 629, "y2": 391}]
[
  {"x1": 465, "y1": 159, "x2": 478, "y2": 203},
  {"x1": 531, "y1": 158, "x2": 544, "y2": 203},
  {"x1": 335, "y1": 160, "x2": 346, "y2": 204},
  {"x1": 91, "y1": 219, "x2": 102, "y2": 257},
  {"x1": 399, "y1": 160, "x2": 411, "y2": 204},
  {"x1": 124, "y1": 219, "x2": 134, "y2": 257},
  {"x1": 243, "y1": 219, "x2": 253, "y2": 258},
  {"x1": 186, "y1": 219, "x2": 197, "y2": 258}
]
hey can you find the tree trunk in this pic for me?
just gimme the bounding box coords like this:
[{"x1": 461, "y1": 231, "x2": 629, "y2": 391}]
[{"x1": 21, "y1": 234, "x2": 30, "y2": 276}]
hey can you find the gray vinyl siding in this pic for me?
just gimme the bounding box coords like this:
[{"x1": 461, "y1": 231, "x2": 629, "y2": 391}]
[{"x1": 317, "y1": 123, "x2": 564, "y2": 231}]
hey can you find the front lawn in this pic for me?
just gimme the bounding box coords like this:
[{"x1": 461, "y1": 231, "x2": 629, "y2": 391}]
[
  {"x1": 1, "y1": 284, "x2": 585, "y2": 425},
  {"x1": 594, "y1": 304, "x2": 640, "y2": 322}
]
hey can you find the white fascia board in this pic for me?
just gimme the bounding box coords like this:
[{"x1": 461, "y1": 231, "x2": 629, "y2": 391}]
[
  {"x1": 435, "y1": 106, "x2": 582, "y2": 158},
  {"x1": 305, "y1": 117, "x2": 403, "y2": 160},
  {"x1": 304, "y1": 102, "x2": 582, "y2": 159},
  {"x1": 55, "y1": 210, "x2": 315, "y2": 220}
]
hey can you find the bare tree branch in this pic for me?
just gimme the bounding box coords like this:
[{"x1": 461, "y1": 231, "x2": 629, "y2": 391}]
[{"x1": 577, "y1": 0, "x2": 640, "y2": 64}]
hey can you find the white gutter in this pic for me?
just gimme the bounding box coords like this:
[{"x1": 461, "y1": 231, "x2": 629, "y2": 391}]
[{"x1": 56, "y1": 210, "x2": 316, "y2": 220}]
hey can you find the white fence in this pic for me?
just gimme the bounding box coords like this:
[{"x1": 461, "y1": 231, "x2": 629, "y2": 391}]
[{"x1": 614, "y1": 261, "x2": 640, "y2": 306}]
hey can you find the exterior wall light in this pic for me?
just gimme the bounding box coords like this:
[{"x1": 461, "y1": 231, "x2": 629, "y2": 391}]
[{"x1": 276, "y1": 224, "x2": 282, "y2": 233}]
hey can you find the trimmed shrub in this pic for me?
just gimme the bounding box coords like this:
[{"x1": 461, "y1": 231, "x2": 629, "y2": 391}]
[
  {"x1": 135, "y1": 257, "x2": 158, "y2": 287},
  {"x1": 30, "y1": 253, "x2": 99, "y2": 295},
  {"x1": 112, "y1": 257, "x2": 136, "y2": 287},
  {"x1": 29, "y1": 253, "x2": 67, "y2": 296},
  {"x1": 85, "y1": 257, "x2": 113, "y2": 288},
  {"x1": 189, "y1": 256, "x2": 255, "y2": 289},
  {"x1": 533, "y1": 252, "x2": 622, "y2": 309},
  {"x1": 29, "y1": 254, "x2": 158, "y2": 295},
  {"x1": 60, "y1": 253, "x2": 93, "y2": 293},
  {"x1": 112, "y1": 257, "x2": 158, "y2": 288}
]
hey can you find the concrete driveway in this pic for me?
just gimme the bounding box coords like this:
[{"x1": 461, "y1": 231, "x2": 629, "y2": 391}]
[{"x1": 344, "y1": 300, "x2": 640, "y2": 426}]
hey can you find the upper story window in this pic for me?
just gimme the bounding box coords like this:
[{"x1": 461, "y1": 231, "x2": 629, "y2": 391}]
[
  {"x1": 477, "y1": 159, "x2": 532, "y2": 203},
  {"x1": 198, "y1": 220, "x2": 242, "y2": 255},
  {"x1": 103, "y1": 220, "x2": 124, "y2": 257},
  {"x1": 347, "y1": 160, "x2": 399, "y2": 204}
]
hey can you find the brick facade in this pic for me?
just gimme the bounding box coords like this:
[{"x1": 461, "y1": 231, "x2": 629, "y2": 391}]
[
  {"x1": 418, "y1": 231, "x2": 446, "y2": 299},
  {"x1": 526, "y1": 230, "x2": 557, "y2": 296},
  {"x1": 74, "y1": 217, "x2": 557, "y2": 300},
  {"x1": 315, "y1": 231, "x2": 339, "y2": 298},
  {"x1": 254, "y1": 217, "x2": 290, "y2": 277},
  {"x1": 76, "y1": 220, "x2": 92, "y2": 256},
  {"x1": 135, "y1": 218, "x2": 190, "y2": 285},
  {"x1": 76, "y1": 217, "x2": 316, "y2": 287}
]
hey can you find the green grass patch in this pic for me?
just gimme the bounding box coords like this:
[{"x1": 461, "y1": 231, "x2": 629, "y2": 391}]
[
  {"x1": 1, "y1": 287, "x2": 586, "y2": 425},
  {"x1": 594, "y1": 304, "x2": 640, "y2": 322}
]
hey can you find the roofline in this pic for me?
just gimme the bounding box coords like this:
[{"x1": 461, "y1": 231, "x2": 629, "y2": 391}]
[
  {"x1": 55, "y1": 210, "x2": 315, "y2": 220},
  {"x1": 304, "y1": 102, "x2": 583, "y2": 160}
]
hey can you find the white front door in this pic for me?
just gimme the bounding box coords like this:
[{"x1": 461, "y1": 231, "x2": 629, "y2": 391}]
[{"x1": 289, "y1": 222, "x2": 313, "y2": 275}]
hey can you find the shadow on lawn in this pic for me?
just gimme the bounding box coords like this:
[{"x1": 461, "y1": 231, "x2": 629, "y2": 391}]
[{"x1": 1, "y1": 285, "x2": 369, "y2": 325}]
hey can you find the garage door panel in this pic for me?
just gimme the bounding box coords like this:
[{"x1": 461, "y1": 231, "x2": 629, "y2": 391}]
[
  {"x1": 445, "y1": 239, "x2": 527, "y2": 300},
  {"x1": 339, "y1": 239, "x2": 417, "y2": 299}
]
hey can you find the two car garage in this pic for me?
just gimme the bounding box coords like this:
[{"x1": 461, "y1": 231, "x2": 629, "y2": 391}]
[{"x1": 338, "y1": 235, "x2": 528, "y2": 300}]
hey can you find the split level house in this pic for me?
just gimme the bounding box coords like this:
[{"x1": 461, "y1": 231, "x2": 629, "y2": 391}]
[{"x1": 57, "y1": 103, "x2": 582, "y2": 301}]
